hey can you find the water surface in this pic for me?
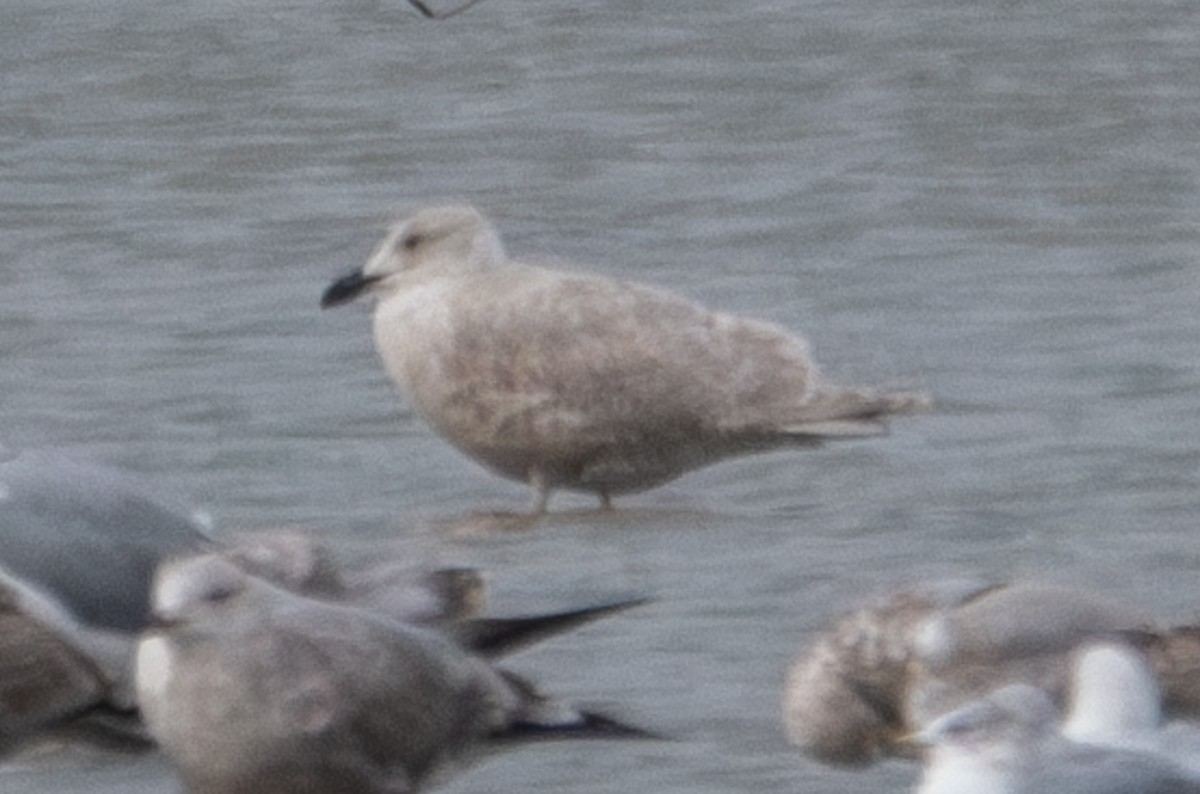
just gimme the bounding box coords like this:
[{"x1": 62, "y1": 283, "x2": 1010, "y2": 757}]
[{"x1": 3, "y1": 0, "x2": 1199, "y2": 791}]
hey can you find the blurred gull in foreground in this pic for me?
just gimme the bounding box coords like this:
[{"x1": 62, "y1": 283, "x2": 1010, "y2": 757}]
[
  {"x1": 0, "y1": 566, "x2": 142, "y2": 754},
  {"x1": 907, "y1": 582, "x2": 1152, "y2": 726},
  {"x1": 914, "y1": 683, "x2": 1200, "y2": 794},
  {"x1": 136, "y1": 554, "x2": 652, "y2": 794},
  {"x1": 0, "y1": 445, "x2": 213, "y2": 631},
  {"x1": 321, "y1": 205, "x2": 927, "y2": 514},
  {"x1": 783, "y1": 579, "x2": 1200, "y2": 766},
  {"x1": 0, "y1": 446, "x2": 211, "y2": 753},
  {"x1": 782, "y1": 578, "x2": 990, "y2": 764},
  {"x1": 1063, "y1": 639, "x2": 1200, "y2": 776}
]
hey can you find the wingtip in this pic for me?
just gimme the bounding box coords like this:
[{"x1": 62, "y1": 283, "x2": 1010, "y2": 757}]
[
  {"x1": 455, "y1": 596, "x2": 650, "y2": 658},
  {"x1": 406, "y1": 0, "x2": 437, "y2": 17},
  {"x1": 890, "y1": 391, "x2": 934, "y2": 414}
]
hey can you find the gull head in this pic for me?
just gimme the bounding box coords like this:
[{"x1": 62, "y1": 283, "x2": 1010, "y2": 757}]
[
  {"x1": 219, "y1": 530, "x2": 345, "y2": 598},
  {"x1": 913, "y1": 612, "x2": 959, "y2": 671},
  {"x1": 916, "y1": 684, "x2": 1059, "y2": 755},
  {"x1": 321, "y1": 204, "x2": 505, "y2": 308},
  {"x1": 912, "y1": 686, "x2": 1057, "y2": 794},
  {"x1": 148, "y1": 555, "x2": 257, "y2": 630}
]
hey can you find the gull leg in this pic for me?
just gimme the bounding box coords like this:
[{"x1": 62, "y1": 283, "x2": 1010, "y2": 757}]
[{"x1": 598, "y1": 489, "x2": 613, "y2": 511}]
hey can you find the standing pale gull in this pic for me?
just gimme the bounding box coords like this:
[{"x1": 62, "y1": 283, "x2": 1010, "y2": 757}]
[
  {"x1": 913, "y1": 684, "x2": 1200, "y2": 794},
  {"x1": 321, "y1": 205, "x2": 928, "y2": 513},
  {"x1": 136, "y1": 554, "x2": 650, "y2": 794}
]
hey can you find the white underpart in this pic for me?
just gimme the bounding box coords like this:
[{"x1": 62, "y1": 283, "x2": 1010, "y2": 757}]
[
  {"x1": 151, "y1": 567, "x2": 197, "y2": 618},
  {"x1": 1063, "y1": 643, "x2": 1161, "y2": 747},
  {"x1": 918, "y1": 748, "x2": 1012, "y2": 794},
  {"x1": 135, "y1": 635, "x2": 175, "y2": 703},
  {"x1": 1062, "y1": 642, "x2": 1200, "y2": 776},
  {"x1": 913, "y1": 614, "x2": 957, "y2": 670}
]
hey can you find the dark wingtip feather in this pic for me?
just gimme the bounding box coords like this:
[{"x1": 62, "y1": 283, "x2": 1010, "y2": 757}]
[
  {"x1": 406, "y1": 0, "x2": 437, "y2": 17},
  {"x1": 454, "y1": 597, "x2": 650, "y2": 658}
]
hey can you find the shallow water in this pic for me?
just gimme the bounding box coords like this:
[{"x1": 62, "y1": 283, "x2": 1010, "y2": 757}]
[{"x1": 2, "y1": 0, "x2": 1199, "y2": 791}]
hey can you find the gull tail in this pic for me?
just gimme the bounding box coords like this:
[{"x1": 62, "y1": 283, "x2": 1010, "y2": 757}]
[
  {"x1": 780, "y1": 388, "x2": 931, "y2": 439},
  {"x1": 452, "y1": 597, "x2": 649, "y2": 659}
]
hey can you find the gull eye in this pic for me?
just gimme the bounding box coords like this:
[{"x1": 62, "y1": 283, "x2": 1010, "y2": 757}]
[
  {"x1": 400, "y1": 232, "x2": 423, "y2": 251},
  {"x1": 205, "y1": 584, "x2": 237, "y2": 604}
]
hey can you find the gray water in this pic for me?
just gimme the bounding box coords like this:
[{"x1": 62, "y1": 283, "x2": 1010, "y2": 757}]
[{"x1": 3, "y1": 0, "x2": 1200, "y2": 791}]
